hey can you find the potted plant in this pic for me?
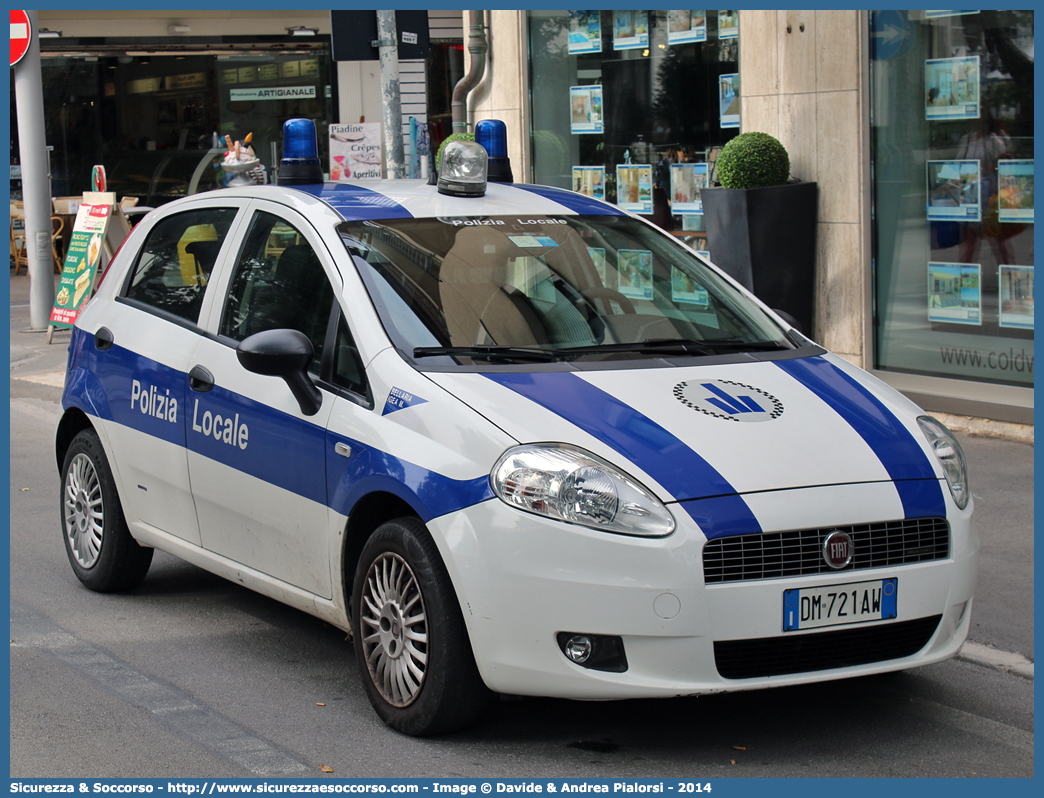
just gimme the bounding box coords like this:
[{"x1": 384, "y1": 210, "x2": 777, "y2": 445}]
[{"x1": 701, "y1": 131, "x2": 817, "y2": 335}]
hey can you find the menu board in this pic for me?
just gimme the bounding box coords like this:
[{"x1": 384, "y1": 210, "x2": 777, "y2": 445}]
[{"x1": 50, "y1": 193, "x2": 117, "y2": 329}]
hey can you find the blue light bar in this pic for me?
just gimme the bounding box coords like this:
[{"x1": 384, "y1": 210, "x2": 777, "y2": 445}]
[
  {"x1": 475, "y1": 119, "x2": 508, "y2": 158},
  {"x1": 475, "y1": 119, "x2": 513, "y2": 184},
  {"x1": 278, "y1": 118, "x2": 324, "y2": 186}
]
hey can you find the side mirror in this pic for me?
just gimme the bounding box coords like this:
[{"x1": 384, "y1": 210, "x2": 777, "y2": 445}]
[{"x1": 236, "y1": 329, "x2": 323, "y2": 416}]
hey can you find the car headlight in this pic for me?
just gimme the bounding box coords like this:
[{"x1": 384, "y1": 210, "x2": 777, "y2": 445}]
[
  {"x1": 917, "y1": 416, "x2": 970, "y2": 510},
  {"x1": 491, "y1": 444, "x2": 675, "y2": 537}
]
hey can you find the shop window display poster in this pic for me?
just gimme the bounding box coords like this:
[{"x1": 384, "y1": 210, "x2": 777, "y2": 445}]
[
  {"x1": 672, "y1": 266, "x2": 710, "y2": 307},
  {"x1": 329, "y1": 123, "x2": 382, "y2": 179},
  {"x1": 671, "y1": 163, "x2": 709, "y2": 214},
  {"x1": 570, "y1": 85, "x2": 604, "y2": 134},
  {"x1": 925, "y1": 56, "x2": 980, "y2": 121},
  {"x1": 668, "y1": 10, "x2": 707, "y2": 44},
  {"x1": 681, "y1": 215, "x2": 705, "y2": 232},
  {"x1": 613, "y1": 10, "x2": 648, "y2": 51},
  {"x1": 719, "y1": 73, "x2": 740, "y2": 128},
  {"x1": 618, "y1": 249, "x2": 654, "y2": 300},
  {"x1": 926, "y1": 160, "x2": 981, "y2": 221},
  {"x1": 927, "y1": 262, "x2": 982, "y2": 325},
  {"x1": 718, "y1": 10, "x2": 739, "y2": 39},
  {"x1": 616, "y1": 164, "x2": 653, "y2": 213},
  {"x1": 573, "y1": 166, "x2": 606, "y2": 200},
  {"x1": 568, "y1": 11, "x2": 602, "y2": 54},
  {"x1": 999, "y1": 265, "x2": 1033, "y2": 329},
  {"x1": 998, "y1": 159, "x2": 1034, "y2": 223}
]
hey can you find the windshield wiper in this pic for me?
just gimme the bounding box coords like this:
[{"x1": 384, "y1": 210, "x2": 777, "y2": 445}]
[
  {"x1": 684, "y1": 337, "x2": 792, "y2": 350},
  {"x1": 412, "y1": 345, "x2": 558, "y2": 362},
  {"x1": 555, "y1": 337, "x2": 789, "y2": 358},
  {"x1": 414, "y1": 337, "x2": 790, "y2": 363}
]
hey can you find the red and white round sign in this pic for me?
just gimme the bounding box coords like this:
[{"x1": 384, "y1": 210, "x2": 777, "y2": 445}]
[{"x1": 10, "y1": 10, "x2": 31, "y2": 67}]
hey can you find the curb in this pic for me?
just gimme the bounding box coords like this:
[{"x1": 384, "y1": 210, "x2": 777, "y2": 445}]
[
  {"x1": 934, "y1": 412, "x2": 1034, "y2": 446},
  {"x1": 957, "y1": 641, "x2": 1034, "y2": 679}
]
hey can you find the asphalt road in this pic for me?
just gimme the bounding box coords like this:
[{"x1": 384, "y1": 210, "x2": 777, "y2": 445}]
[{"x1": 7, "y1": 276, "x2": 1035, "y2": 780}]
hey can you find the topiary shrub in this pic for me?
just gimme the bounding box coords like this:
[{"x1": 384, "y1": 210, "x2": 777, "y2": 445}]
[
  {"x1": 436, "y1": 132, "x2": 476, "y2": 170},
  {"x1": 716, "y1": 132, "x2": 790, "y2": 189}
]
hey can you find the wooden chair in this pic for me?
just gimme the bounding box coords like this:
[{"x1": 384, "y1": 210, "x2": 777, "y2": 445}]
[
  {"x1": 50, "y1": 215, "x2": 65, "y2": 271},
  {"x1": 10, "y1": 202, "x2": 28, "y2": 274},
  {"x1": 9, "y1": 204, "x2": 68, "y2": 273}
]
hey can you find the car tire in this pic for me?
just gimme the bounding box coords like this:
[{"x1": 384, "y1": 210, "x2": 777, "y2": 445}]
[
  {"x1": 352, "y1": 517, "x2": 491, "y2": 735},
  {"x1": 60, "y1": 429, "x2": 153, "y2": 592}
]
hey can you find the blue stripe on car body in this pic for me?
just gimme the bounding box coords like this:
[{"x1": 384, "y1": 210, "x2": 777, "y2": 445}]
[
  {"x1": 513, "y1": 184, "x2": 628, "y2": 216},
  {"x1": 318, "y1": 183, "x2": 415, "y2": 220},
  {"x1": 63, "y1": 329, "x2": 492, "y2": 521},
  {"x1": 775, "y1": 356, "x2": 947, "y2": 518},
  {"x1": 484, "y1": 371, "x2": 763, "y2": 536}
]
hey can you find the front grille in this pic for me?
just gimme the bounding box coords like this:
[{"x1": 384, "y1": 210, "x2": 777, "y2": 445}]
[
  {"x1": 714, "y1": 615, "x2": 942, "y2": 679},
  {"x1": 703, "y1": 518, "x2": 949, "y2": 584}
]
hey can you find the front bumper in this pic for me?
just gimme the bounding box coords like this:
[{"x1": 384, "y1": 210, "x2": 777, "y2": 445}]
[{"x1": 427, "y1": 481, "x2": 978, "y2": 699}]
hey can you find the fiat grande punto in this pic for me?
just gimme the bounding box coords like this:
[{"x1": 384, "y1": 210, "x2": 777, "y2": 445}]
[{"x1": 57, "y1": 120, "x2": 978, "y2": 735}]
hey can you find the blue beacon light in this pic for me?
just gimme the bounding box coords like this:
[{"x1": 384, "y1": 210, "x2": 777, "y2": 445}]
[
  {"x1": 475, "y1": 119, "x2": 513, "y2": 184},
  {"x1": 277, "y1": 118, "x2": 324, "y2": 186}
]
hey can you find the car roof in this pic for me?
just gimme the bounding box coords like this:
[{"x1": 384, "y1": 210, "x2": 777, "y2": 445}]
[
  {"x1": 315, "y1": 180, "x2": 627, "y2": 222},
  {"x1": 191, "y1": 179, "x2": 627, "y2": 223}
]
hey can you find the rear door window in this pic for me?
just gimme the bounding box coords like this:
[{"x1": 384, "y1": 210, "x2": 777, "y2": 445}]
[{"x1": 123, "y1": 208, "x2": 239, "y2": 325}]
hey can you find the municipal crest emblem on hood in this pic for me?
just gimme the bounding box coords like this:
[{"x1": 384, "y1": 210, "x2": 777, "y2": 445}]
[{"x1": 674, "y1": 379, "x2": 783, "y2": 422}]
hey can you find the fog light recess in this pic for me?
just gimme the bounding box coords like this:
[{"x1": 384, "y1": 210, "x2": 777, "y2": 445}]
[{"x1": 556, "y1": 632, "x2": 628, "y2": 672}]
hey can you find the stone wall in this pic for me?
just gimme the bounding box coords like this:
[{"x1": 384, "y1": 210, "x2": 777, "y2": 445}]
[{"x1": 739, "y1": 10, "x2": 868, "y2": 367}]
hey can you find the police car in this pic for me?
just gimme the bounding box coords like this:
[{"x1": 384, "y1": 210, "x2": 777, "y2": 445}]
[{"x1": 57, "y1": 119, "x2": 978, "y2": 736}]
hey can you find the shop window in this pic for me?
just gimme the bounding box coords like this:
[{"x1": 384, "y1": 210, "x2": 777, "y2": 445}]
[
  {"x1": 21, "y1": 47, "x2": 335, "y2": 203},
  {"x1": 871, "y1": 10, "x2": 1033, "y2": 389},
  {"x1": 526, "y1": 10, "x2": 740, "y2": 248}
]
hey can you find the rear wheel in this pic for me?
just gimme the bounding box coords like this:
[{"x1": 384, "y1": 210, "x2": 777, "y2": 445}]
[
  {"x1": 352, "y1": 517, "x2": 491, "y2": 735},
  {"x1": 60, "y1": 429, "x2": 153, "y2": 592}
]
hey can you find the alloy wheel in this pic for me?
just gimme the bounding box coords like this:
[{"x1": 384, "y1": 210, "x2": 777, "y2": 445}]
[
  {"x1": 359, "y1": 552, "x2": 429, "y2": 707},
  {"x1": 64, "y1": 453, "x2": 104, "y2": 569}
]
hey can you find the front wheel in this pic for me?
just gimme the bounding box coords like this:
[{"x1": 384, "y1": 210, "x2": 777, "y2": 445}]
[
  {"x1": 352, "y1": 518, "x2": 491, "y2": 735},
  {"x1": 60, "y1": 429, "x2": 153, "y2": 592}
]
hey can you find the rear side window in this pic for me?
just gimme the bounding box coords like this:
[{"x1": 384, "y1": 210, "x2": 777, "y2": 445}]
[{"x1": 123, "y1": 208, "x2": 239, "y2": 324}]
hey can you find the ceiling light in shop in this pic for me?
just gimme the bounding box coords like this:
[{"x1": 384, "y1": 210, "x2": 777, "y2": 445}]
[{"x1": 287, "y1": 26, "x2": 318, "y2": 36}]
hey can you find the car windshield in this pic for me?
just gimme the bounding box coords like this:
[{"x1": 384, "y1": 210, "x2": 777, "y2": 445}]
[{"x1": 337, "y1": 214, "x2": 794, "y2": 365}]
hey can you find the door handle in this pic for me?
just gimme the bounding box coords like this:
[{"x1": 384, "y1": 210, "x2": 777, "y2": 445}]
[
  {"x1": 188, "y1": 365, "x2": 215, "y2": 392},
  {"x1": 94, "y1": 327, "x2": 114, "y2": 351}
]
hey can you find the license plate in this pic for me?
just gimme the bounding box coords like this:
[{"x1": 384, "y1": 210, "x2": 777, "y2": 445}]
[{"x1": 783, "y1": 578, "x2": 897, "y2": 631}]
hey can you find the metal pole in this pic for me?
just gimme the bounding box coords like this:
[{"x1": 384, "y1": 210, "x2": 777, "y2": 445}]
[
  {"x1": 13, "y1": 10, "x2": 54, "y2": 331},
  {"x1": 376, "y1": 10, "x2": 404, "y2": 179}
]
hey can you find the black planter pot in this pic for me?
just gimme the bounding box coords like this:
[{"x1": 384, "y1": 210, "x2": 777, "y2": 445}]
[{"x1": 701, "y1": 181, "x2": 818, "y2": 336}]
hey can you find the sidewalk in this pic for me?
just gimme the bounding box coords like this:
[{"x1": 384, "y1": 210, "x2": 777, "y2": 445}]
[
  {"x1": 7, "y1": 269, "x2": 1036, "y2": 669},
  {"x1": 9, "y1": 272, "x2": 71, "y2": 401}
]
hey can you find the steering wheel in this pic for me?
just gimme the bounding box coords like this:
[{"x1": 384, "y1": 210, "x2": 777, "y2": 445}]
[{"x1": 580, "y1": 287, "x2": 636, "y2": 315}]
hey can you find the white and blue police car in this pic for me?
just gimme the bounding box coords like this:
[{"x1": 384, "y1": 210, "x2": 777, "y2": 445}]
[{"x1": 57, "y1": 119, "x2": 978, "y2": 735}]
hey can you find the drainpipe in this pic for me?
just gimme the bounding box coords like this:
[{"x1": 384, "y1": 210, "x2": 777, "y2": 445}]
[{"x1": 451, "y1": 11, "x2": 488, "y2": 133}]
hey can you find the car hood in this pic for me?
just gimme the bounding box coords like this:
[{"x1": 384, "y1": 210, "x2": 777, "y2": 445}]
[{"x1": 425, "y1": 354, "x2": 946, "y2": 524}]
